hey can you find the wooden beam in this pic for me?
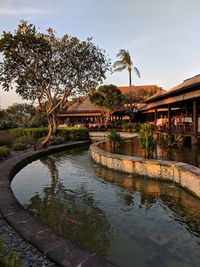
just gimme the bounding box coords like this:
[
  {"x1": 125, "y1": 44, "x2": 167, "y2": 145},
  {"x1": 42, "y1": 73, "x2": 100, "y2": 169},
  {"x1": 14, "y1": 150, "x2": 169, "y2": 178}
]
[{"x1": 168, "y1": 105, "x2": 171, "y2": 131}]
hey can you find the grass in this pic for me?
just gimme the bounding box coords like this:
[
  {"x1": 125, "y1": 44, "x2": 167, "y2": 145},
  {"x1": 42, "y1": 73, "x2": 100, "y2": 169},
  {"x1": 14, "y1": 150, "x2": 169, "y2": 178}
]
[{"x1": 0, "y1": 237, "x2": 23, "y2": 267}]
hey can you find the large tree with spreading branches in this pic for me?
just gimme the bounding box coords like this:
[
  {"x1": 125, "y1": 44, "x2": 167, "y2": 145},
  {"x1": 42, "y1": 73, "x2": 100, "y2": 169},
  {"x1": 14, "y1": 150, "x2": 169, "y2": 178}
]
[
  {"x1": 89, "y1": 84, "x2": 125, "y2": 127},
  {"x1": 0, "y1": 20, "x2": 110, "y2": 147}
]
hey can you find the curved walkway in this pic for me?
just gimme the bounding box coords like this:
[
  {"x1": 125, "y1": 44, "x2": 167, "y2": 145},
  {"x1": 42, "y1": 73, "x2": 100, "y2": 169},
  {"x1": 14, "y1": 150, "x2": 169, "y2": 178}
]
[
  {"x1": 0, "y1": 141, "x2": 116, "y2": 267},
  {"x1": 90, "y1": 141, "x2": 200, "y2": 199}
]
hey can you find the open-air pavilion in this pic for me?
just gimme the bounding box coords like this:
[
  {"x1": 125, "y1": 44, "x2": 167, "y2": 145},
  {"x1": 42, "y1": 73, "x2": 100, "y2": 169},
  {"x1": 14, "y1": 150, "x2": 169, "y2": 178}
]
[{"x1": 140, "y1": 75, "x2": 200, "y2": 143}]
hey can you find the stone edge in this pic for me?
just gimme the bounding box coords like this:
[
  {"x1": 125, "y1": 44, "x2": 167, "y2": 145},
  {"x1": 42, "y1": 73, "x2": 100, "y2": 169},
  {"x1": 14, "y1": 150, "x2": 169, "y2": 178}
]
[
  {"x1": 0, "y1": 140, "x2": 117, "y2": 267},
  {"x1": 90, "y1": 141, "x2": 200, "y2": 198}
]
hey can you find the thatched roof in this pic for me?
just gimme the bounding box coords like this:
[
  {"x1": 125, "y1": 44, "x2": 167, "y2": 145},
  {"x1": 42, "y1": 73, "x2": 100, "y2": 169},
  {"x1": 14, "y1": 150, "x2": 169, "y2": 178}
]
[
  {"x1": 145, "y1": 74, "x2": 200, "y2": 103},
  {"x1": 64, "y1": 85, "x2": 164, "y2": 112},
  {"x1": 67, "y1": 96, "x2": 99, "y2": 112},
  {"x1": 118, "y1": 85, "x2": 165, "y2": 101}
]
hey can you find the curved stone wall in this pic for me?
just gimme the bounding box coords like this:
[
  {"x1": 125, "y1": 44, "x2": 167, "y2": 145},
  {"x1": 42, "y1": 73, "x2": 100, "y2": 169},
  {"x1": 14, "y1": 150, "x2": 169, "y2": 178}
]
[
  {"x1": 0, "y1": 141, "x2": 116, "y2": 267},
  {"x1": 90, "y1": 141, "x2": 200, "y2": 198}
]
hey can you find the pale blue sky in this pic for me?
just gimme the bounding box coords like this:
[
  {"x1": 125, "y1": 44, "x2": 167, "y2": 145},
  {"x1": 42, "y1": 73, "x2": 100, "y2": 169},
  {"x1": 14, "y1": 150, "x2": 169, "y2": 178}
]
[{"x1": 0, "y1": 0, "x2": 200, "y2": 108}]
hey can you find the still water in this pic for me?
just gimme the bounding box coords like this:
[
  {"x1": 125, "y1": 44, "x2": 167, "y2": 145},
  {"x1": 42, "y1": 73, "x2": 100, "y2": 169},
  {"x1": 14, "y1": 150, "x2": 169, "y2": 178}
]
[
  {"x1": 99, "y1": 137, "x2": 200, "y2": 168},
  {"x1": 12, "y1": 145, "x2": 200, "y2": 267}
]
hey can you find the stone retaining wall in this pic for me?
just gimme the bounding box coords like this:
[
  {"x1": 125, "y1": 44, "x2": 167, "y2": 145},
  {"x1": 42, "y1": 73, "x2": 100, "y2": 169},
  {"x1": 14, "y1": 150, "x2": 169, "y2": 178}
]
[
  {"x1": 90, "y1": 141, "x2": 200, "y2": 198},
  {"x1": 0, "y1": 141, "x2": 116, "y2": 267}
]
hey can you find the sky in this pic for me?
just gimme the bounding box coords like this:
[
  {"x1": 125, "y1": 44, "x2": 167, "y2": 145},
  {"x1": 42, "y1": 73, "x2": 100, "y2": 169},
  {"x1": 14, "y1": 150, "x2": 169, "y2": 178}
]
[{"x1": 0, "y1": 0, "x2": 200, "y2": 108}]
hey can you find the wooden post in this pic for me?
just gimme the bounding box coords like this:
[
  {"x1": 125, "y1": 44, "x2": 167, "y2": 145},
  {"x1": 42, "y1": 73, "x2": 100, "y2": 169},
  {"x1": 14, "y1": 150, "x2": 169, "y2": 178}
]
[
  {"x1": 154, "y1": 108, "x2": 157, "y2": 125},
  {"x1": 193, "y1": 99, "x2": 198, "y2": 134},
  {"x1": 168, "y1": 105, "x2": 171, "y2": 131}
]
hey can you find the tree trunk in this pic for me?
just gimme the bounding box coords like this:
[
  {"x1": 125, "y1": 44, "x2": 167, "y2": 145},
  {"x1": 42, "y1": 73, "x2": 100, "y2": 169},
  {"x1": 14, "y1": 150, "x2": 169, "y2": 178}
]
[
  {"x1": 40, "y1": 114, "x2": 57, "y2": 148},
  {"x1": 129, "y1": 69, "x2": 132, "y2": 87},
  {"x1": 105, "y1": 111, "x2": 111, "y2": 128}
]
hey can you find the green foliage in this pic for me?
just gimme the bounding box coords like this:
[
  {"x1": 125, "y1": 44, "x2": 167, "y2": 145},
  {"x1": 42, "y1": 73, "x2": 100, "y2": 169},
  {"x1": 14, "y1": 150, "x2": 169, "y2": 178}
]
[
  {"x1": 12, "y1": 143, "x2": 27, "y2": 151},
  {"x1": 0, "y1": 130, "x2": 20, "y2": 146},
  {"x1": 122, "y1": 123, "x2": 134, "y2": 131},
  {"x1": 107, "y1": 129, "x2": 122, "y2": 142},
  {"x1": 27, "y1": 113, "x2": 48, "y2": 128},
  {"x1": 0, "y1": 20, "x2": 110, "y2": 146},
  {"x1": 113, "y1": 49, "x2": 140, "y2": 86},
  {"x1": 12, "y1": 128, "x2": 48, "y2": 140},
  {"x1": 89, "y1": 84, "x2": 124, "y2": 110},
  {"x1": 0, "y1": 103, "x2": 36, "y2": 129},
  {"x1": 52, "y1": 136, "x2": 65, "y2": 145},
  {"x1": 0, "y1": 146, "x2": 10, "y2": 159},
  {"x1": 89, "y1": 84, "x2": 125, "y2": 125},
  {"x1": 57, "y1": 127, "x2": 89, "y2": 141},
  {"x1": 14, "y1": 135, "x2": 35, "y2": 145},
  {"x1": 0, "y1": 237, "x2": 23, "y2": 267},
  {"x1": 139, "y1": 123, "x2": 156, "y2": 159}
]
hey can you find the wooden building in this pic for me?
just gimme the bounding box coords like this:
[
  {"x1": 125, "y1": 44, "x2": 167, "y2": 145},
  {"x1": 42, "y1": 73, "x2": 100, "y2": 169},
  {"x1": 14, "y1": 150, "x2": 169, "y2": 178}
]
[
  {"x1": 57, "y1": 85, "x2": 164, "y2": 127},
  {"x1": 140, "y1": 75, "x2": 200, "y2": 143}
]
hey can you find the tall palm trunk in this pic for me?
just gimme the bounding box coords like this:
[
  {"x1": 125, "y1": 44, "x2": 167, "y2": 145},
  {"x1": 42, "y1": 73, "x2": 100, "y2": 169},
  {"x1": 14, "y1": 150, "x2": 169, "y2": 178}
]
[{"x1": 129, "y1": 68, "x2": 132, "y2": 87}]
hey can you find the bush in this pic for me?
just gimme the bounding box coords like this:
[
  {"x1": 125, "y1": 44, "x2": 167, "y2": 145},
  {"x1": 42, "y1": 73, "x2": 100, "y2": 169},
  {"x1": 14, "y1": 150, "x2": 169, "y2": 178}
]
[
  {"x1": 0, "y1": 146, "x2": 10, "y2": 159},
  {"x1": 122, "y1": 123, "x2": 134, "y2": 131},
  {"x1": 12, "y1": 143, "x2": 27, "y2": 151},
  {"x1": 12, "y1": 128, "x2": 48, "y2": 140},
  {"x1": 14, "y1": 135, "x2": 35, "y2": 145},
  {"x1": 0, "y1": 236, "x2": 23, "y2": 267},
  {"x1": 57, "y1": 127, "x2": 89, "y2": 141},
  {"x1": 52, "y1": 136, "x2": 65, "y2": 145},
  {"x1": 107, "y1": 129, "x2": 122, "y2": 142},
  {"x1": 139, "y1": 123, "x2": 156, "y2": 159},
  {"x1": 0, "y1": 130, "x2": 19, "y2": 146}
]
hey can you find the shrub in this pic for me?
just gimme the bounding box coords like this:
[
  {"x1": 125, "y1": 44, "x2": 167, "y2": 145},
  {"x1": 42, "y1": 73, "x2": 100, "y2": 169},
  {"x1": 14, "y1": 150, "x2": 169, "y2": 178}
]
[
  {"x1": 0, "y1": 146, "x2": 10, "y2": 159},
  {"x1": 139, "y1": 123, "x2": 156, "y2": 159},
  {"x1": 0, "y1": 130, "x2": 19, "y2": 146},
  {"x1": 107, "y1": 129, "x2": 122, "y2": 142},
  {"x1": 57, "y1": 127, "x2": 89, "y2": 141},
  {"x1": 12, "y1": 143, "x2": 27, "y2": 151},
  {"x1": 0, "y1": 237, "x2": 23, "y2": 267},
  {"x1": 14, "y1": 135, "x2": 35, "y2": 145},
  {"x1": 122, "y1": 123, "x2": 134, "y2": 131},
  {"x1": 12, "y1": 128, "x2": 48, "y2": 140},
  {"x1": 52, "y1": 136, "x2": 65, "y2": 145}
]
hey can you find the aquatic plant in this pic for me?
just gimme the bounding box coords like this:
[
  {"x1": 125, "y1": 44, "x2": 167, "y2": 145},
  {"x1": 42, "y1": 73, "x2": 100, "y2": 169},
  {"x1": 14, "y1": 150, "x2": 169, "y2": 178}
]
[
  {"x1": 139, "y1": 123, "x2": 156, "y2": 158},
  {"x1": 107, "y1": 129, "x2": 122, "y2": 143}
]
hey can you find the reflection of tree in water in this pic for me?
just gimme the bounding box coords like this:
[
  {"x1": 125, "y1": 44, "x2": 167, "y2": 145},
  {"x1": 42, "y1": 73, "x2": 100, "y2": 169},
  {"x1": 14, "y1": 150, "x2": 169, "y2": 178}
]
[
  {"x1": 95, "y1": 165, "x2": 200, "y2": 236},
  {"x1": 26, "y1": 156, "x2": 113, "y2": 256}
]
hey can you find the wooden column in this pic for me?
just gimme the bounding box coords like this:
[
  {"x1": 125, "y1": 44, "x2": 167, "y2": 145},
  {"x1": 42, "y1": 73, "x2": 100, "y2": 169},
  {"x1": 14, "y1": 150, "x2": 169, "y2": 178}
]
[
  {"x1": 193, "y1": 99, "x2": 198, "y2": 134},
  {"x1": 154, "y1": 108, "x2": 157, "y2": 125},
  {"x1": 168, "y1": 105, "x2": 171, "y2": 131}
]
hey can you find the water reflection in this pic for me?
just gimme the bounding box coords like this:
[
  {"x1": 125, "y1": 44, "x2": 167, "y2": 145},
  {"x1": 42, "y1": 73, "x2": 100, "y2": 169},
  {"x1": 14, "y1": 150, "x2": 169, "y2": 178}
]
[
  {"x1": 99, "y1": 137, "x2": 200, "y2": 168},
  {"x1": 95, "y1": 166, "x2": 200, "y2": 235},
  {"x1": 12, "y1": 148, "x2": 200, "y2": 267},
  {"x1": 26, "y1": 156, "x2": 113, "y2": 256}
]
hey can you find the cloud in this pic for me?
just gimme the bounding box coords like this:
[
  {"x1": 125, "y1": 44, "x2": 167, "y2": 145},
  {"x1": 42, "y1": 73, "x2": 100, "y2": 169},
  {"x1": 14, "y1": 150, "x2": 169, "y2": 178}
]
[
  {"x1": 0, "y1": 7, "x2": 45, "y2": 15},
  {"x1": 0, "y1": 6, "x2": 49, "y2": 15}
]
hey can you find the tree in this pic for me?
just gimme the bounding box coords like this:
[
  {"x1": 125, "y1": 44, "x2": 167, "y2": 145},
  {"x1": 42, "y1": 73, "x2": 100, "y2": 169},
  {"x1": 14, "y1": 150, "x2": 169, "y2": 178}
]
[
  {"x1": 113, "y1": 49, "x2": 140, "y2": 86},
  {"x1": 0, "y1": 20, "x2": 110, "y2": 147},
  {"x1": 89, "y1": 84, "x2": 125, "y2": 127},
  {"x1": 6, "y1": 103, "x2": 35, "y2": 127},
  {"x1": 0, "y1": 103, "x2": 36, "y2": 129}
]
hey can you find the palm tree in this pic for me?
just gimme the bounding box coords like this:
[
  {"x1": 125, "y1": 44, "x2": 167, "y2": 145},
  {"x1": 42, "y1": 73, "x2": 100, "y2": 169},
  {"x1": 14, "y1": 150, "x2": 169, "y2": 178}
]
[{"x1": 113, "y1": 49, "x2": 140, "y2": 86}]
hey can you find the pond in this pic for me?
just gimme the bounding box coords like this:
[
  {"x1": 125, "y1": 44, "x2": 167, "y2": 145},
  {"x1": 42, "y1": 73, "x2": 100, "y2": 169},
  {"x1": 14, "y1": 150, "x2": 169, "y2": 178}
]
[
  {"x1": 98, "y1": 137, "x2": 200, "y2": 168},
  {"x1": 11, "y1": 145, "x2": 200, "y2": 267}
]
